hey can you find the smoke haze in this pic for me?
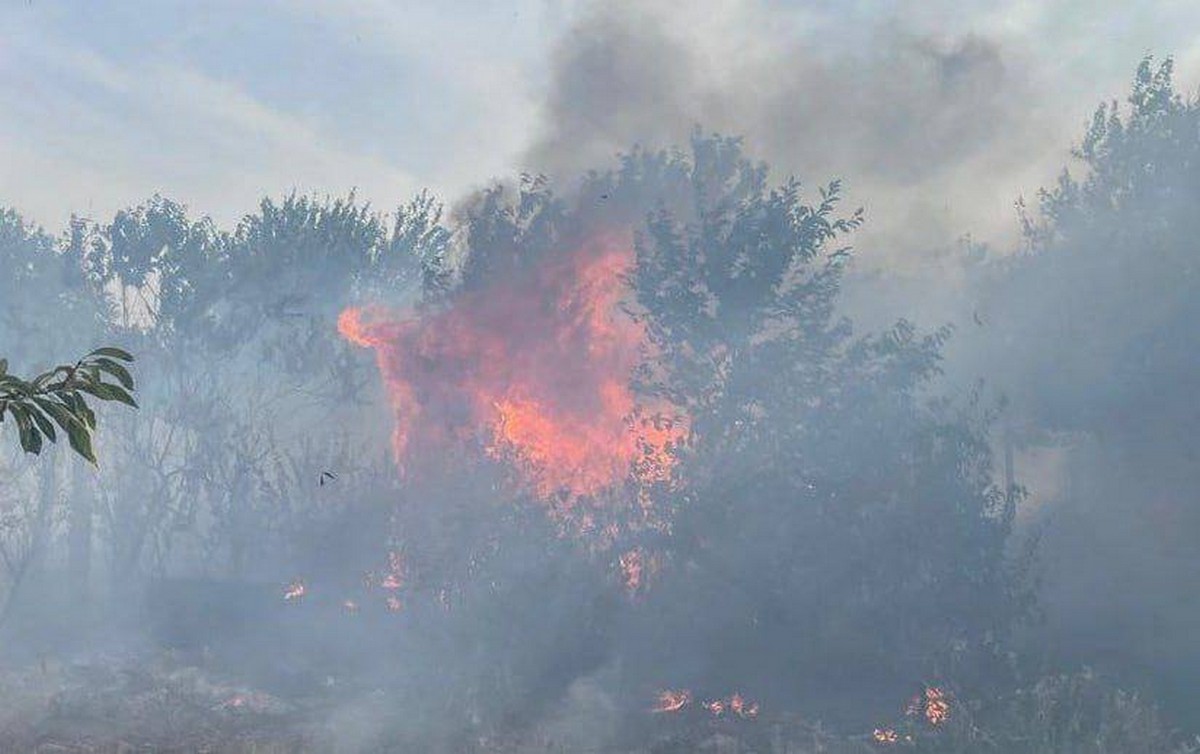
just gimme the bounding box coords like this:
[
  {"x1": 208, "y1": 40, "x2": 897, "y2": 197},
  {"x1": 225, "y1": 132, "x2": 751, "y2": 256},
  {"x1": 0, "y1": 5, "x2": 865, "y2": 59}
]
[{"x1": 3, "y1": 2, "x2": 1200, "y2": 752}]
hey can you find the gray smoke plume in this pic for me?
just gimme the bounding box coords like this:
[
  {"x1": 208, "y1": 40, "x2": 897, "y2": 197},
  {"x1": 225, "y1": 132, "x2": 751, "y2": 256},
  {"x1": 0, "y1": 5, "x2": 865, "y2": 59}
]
[{"x1": 524, "y1": 3, "x2": 1053, "y2": 273}]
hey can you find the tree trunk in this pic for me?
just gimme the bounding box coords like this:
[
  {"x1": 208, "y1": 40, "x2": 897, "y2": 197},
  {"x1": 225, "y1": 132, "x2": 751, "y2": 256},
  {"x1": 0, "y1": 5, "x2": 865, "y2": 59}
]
[
  {"x1": 1004, "y1": 422, "x2": 1015, "y2": 514},
  {"x1": 68, "y1": 455, "x2": 93, "y2": 603},
  {"x1": 0, "y1": 453, "x2": 58, "y2": 627},
  {"x1": 31, "y1": 451, "x2": 57, "y2": 573}
]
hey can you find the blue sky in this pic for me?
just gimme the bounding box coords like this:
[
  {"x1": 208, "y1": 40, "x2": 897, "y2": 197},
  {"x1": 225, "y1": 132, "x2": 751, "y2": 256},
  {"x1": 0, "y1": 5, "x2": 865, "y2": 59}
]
[
  {"x1": 3, "y1": 1, "x2": 1200, "y2": 239},
  {"x1": 0, "y1": 1, "x2": 570, "y2": 226}
]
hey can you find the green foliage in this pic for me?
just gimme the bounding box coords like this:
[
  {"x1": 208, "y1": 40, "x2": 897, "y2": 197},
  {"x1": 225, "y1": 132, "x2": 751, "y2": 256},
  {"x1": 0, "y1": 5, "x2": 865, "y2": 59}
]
[
  {"x1": 970, "y1": 55, "x2": 1200, "y2": 724},
  {"x1": 0, "y1": 348, "x2": 137, "y2": 463},
  {"x1": 419, "y1": 132, "x2": 1026, "y2": 715},
  {"x1": 0, "y1": 131, "x2": 1028, "y2": 733},
  {"x1": 611, "y1": 134, "x2": 1022, "y2": 709},
  {"x1": 989, "y1": 56, "x2": 1200, "y2": 433}
]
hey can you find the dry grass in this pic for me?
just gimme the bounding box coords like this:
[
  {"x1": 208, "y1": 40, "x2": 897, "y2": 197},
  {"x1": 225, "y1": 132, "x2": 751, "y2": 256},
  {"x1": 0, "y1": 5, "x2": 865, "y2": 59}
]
[{"x1": 0, "y1": 663, "x2": 1193, "y2": 754}]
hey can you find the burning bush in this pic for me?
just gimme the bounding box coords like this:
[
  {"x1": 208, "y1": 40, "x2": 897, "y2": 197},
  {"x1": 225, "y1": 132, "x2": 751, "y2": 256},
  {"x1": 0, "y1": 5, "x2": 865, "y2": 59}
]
[
  {"x1": 331, "y1": 133, "x2": 1028, "y2": 732},
  {"x1": 0, "y1": 127, "x2": 1032, "y2": 749}
]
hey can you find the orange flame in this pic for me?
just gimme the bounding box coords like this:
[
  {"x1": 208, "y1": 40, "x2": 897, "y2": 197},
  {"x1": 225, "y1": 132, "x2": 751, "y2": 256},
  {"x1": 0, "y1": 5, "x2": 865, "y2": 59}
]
[
  {"x1": 654, "y1": 690, "x2": 759, "y2": 719},
  {"x1": 924, "y1": 687, "x2": 950, "y2": 726},
  {"x1": 339, "y1": 232, "x2": 687, "y2": 539},
  {"x1": 703, "y1": 699, "x2": 726, "y2": 716},
  {"x1": 218, "y1": 691, "x2": 272, "y2": 713},
  {"x1": 905, "y1": 686, "x2": 951, "y2": 726},
  {"x1": 619, "y1": 546, "x2": 660, "y2": 595},
  {"x1": 651, "y1": 689, "x2": 692, "y2": 714},
  {"x1": 380, "y1": 551, "x2": 406, "y2": 591},
  {"x1": 728, "y1": 692, "x2": 759, "y2": 719},
  {"x1": 362, "y1": 551, "x2": 408, "y2": 611}
]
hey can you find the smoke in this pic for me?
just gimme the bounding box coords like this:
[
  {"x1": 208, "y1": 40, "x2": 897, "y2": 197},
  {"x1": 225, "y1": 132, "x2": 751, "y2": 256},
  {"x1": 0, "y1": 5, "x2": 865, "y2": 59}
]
[
  {"x1": 6, "y1": 2, "x2": 1200, "y2": 750},
  {"x1": 521, "y1": 0, "x2": 1200, "y2": 728},
  {"x1": 519, "y1": 1, "x2": 1200, "y2": 337},
  {"x1": 531, "y1": 6, "x2": 1023, "y2": 184},
  {"x1": 524, "y1": 2, "x2": 1055, "y2": 279}
]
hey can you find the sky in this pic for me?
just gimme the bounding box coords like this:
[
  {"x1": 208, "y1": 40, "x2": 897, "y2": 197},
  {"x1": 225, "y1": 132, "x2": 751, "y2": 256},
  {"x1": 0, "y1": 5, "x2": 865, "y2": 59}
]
[{"x1": 3, "y1": 0, "x2": 1200, "y2": 270}]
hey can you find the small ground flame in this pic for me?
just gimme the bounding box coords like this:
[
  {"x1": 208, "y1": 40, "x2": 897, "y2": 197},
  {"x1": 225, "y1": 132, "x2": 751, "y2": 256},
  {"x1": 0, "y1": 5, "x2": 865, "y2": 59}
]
[
  {"x1": 619, "y1": 546, "x2": 661, "y2": 595},
  {"x1": 652, "y1": 690, "x2": 759, "y2": 719},
  {"x1": 218, "y1": 692, "x2": 271, "y2": 712},
  {"x1": 904, "y1": 686, "x2": 951, "y2": 727},
  {"x1": 873, "y1": 728, "x2": 899, "y2": 744},
  {"x1": 651, "y1": 689, "x2": 692, "y2": 714},
  {"x1": 923, "y1": 687, "x2": 950, "y2": 726},
  {"x1": 380, "y1": 551, "x2": 406, "y2": 591},
  {"x1": 728, "y1": 693, "x2": 759, "y2": 719}
]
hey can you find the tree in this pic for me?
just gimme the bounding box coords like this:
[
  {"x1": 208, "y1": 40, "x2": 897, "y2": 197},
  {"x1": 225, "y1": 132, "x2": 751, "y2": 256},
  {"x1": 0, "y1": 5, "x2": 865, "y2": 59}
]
[
  {"x1": 612, "y1": 133, "x2": 1021, "y2": 717},
  {"x1": 0, "y1": 347, "x2": 137, "y2": 626},
  {"x1": 354, "y1": 132, "x2": 1025, "y2": 726},
  {"x1": 972, "y1": 56, "x2": 1200, "y2": 721},
  {"x1": 981, "y1": 56, "x2": 1200, "y2": 434},
  {"x1": 0, "y1": 348, "x2": 137, "y2": 463}
]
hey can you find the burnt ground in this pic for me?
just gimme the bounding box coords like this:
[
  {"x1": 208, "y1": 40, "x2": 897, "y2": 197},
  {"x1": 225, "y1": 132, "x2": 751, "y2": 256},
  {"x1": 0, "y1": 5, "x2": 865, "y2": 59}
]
[
  {"x1": 0, "y1": 654, "x2": 310, "y2": 753},
  {"x1": 0, "y1": 652, "x2": 881, "y2": 754}
]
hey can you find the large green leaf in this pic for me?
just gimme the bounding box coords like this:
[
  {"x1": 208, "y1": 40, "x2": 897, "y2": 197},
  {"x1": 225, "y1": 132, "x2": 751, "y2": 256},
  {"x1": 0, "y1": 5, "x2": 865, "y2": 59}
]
[
  {"x1": 92, "y1": 357, "x2": 135, "y2": 390},
  {"x1": 8, "y1": 403, "x2": 41, "y2": 455},
  {"x1": 87, "y1": 347, "x2": 134, "y2": 362},
  {"x1": 26, "y1": 403, "x2": 57, "y2": 443},
  {"x1": 2, "y1": 346, "x2": 136, "y2": 462},
  {"x1": 77, "y1": 381, "x2": 138, "y2": 408},
  {"x1": 33, "y1": 396, "x2": 87, "y2": 438},
  {"x1": 65, "y1": 419, "x2": 96, "y2": 464}
]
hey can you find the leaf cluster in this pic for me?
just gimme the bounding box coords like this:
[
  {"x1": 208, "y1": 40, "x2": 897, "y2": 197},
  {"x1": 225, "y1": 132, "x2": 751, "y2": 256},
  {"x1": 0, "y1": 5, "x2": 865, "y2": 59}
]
[{"x1": 0, "y1": 347, "x2": 137, "y2": 463}]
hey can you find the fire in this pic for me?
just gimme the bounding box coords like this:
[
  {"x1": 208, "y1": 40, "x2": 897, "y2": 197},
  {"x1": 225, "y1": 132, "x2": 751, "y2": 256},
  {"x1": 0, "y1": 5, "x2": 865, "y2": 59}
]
[
  {"x1": 283, "y1": 580, "x2": 306, "y2": 601},
  {"x1": 651, "y1": 690, "x2": 760, "y2": 719},
  {"x1": 651, "y1": 689, "x2": 692, "y2": 714},
  {"x1": 380, "y1": 551, "x2": 406, "y2": 591},
  {"x1": 873, "y1": 728, "x2": 899, "y2": 744},
  {"x1": 728, "y1": 693, "x2": 759, "y2": 719},
  {"x1": 905, "y1": 687, "x2": 951, "y2": 726},
  {"x1": 338, "y1": 232, "x2": 688, "y2": 537},
  {"x1": 380, "y1": 572, "x2": 404, "y2": 589},
  {"x1": 619, "y1": 549, "x2": 643, "y2": 594},
  {"x1": 362, "y1": 551, "x2": 408, "y2": 611},
  {"x1": 923, "y1": 687, "x2": 950, "y2": 726},
  {"x1": 872, "y1": 687, "x2": 950, "y2": 746},
  {"x1": 619, "y1": 546, "x2": 660, "y2": 595},
  {"x1": 699, "y1": 693, "x2": 759, "y2": 719},
  {"x1": 219, "y1": 692, "x2": 270, "y2": 711}
]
